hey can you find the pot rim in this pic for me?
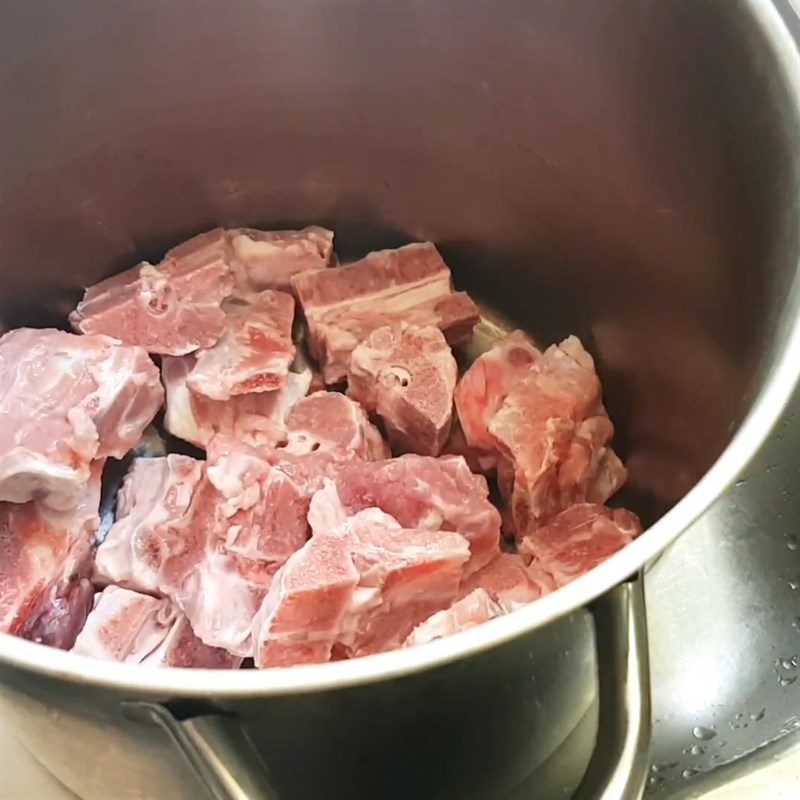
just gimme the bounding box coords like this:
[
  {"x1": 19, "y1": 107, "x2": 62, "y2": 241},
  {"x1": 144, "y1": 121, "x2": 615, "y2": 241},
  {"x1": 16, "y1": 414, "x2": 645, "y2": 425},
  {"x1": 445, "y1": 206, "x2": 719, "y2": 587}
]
[{"x1": 1, "y1": 0, "x2": 798, "y2": 700}]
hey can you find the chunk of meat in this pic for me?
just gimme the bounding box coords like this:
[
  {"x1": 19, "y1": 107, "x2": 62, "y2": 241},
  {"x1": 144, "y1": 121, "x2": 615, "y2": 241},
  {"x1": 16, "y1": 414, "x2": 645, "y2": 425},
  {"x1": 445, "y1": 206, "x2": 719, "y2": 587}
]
[
  {"x1": 315, "y1": 454, "x2": 501, "y2": 574},
  {"x1": 94, "y1": 451, "x2": 306, "y2": 656},
  {"x1": 281, "y1": 391, "x2": 390, "y2": 461},
  {"x1": 95, "y1": 455, "x2": 205, "y2": 594},
  {"x1": 227, "y1": 226, "x2": 334, "y2": 295},
  {"x1": 348, "y1": 325, "x2": 457, "y2": 456},
  {"x1": 518, "y1": 503, "x2": 642, "y2": 588},
  {"x1": 454, "y1": 330, "x2": 541, "y2": 453},
  {"x1": 253, "y1": 508, "x2": 470, "y2": 667},
  {"x1": 0, "y1": 329, "x2": 163, "y2": 510},
  {"x1": 252, "y1": 533, "x2": 360, "y2": 667},
  {"x1": 458, "y1": 552, "x2": 552, "y2": 611},
  {"x1": 71, "y1": 586, "x2": 241, "y2": 668},
  {"x1": 186, "y1": 290, "x2": 296, "y2": 400},
  {"x1": 106, "y1": 469, "x2": 266, "y2": 656},
  {"x1": 488, "y1": 336, "x2": 627, "y2": 537},
  {"x1": 404, "y1": 589, "x2": 502, "y2": 647},
  {"x1": 205, "y1": 444, "x2": 310, "y2": 574},
  {"x1": 162, "y1": 354, "x2": 311, "y2": 449},
  {"x1": 70, "y1": 229, "x2": 234, "y2": 355},
  {"x1": 0, "y1": 463, "x2": 101, "y2": 649},
  {"x1": 292, "y1": 243, "x2": 479, "y2": 383}
]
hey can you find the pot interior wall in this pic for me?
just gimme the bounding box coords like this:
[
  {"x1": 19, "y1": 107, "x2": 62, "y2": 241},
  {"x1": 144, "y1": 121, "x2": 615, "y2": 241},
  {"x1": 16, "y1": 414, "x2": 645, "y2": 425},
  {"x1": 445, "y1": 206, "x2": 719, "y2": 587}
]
[{"x1": 0, "y1": 0, "x2": 797, "y2": 523}]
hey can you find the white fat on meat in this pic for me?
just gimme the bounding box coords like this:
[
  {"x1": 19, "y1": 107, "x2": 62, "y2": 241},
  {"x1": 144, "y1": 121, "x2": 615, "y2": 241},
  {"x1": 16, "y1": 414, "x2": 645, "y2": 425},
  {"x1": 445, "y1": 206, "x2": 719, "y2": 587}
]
[
  {"x1": 319, "y1": 454, "x2": 501, "y2": 576},
  {"x1": 404, "y1": 588, "x2": 503, "y2": 647},
  {"x1": 252, "y1": 508, "x2": 470, "y2": 667},
  {"x1": 0, "y1": 328, "x2": 163, "y2": 510},
  {"x1": 72, "y1": 586, "x2": 241, "y2": 668},
  {"x1": 226, "y1": 226, "x2": 334, "y2": 295},
  {"x1": 186, "y1": 290, "x2": 296, "y2": 400},
  {"x1": 348, "y1": 324, "x2": 457, "y2": 456},
  {"x1": 95, "y1": 455, "x2": 205, "y2": 594},
  {"x1": 162, "y1": 354, "x2": 311, "y2": 449},
  {"x1": 292, "y1": 243, "x2": 479, "y2": 383},
  {"x1": 70, "y1": 229, "x2": 234, "y2": 355}
]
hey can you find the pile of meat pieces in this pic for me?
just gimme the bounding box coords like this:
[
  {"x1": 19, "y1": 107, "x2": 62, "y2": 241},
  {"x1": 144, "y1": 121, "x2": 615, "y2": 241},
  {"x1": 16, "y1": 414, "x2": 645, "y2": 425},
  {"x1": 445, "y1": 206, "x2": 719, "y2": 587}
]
[{"x1": 0, "y1": 225, "x2": 641, "y2": 669}]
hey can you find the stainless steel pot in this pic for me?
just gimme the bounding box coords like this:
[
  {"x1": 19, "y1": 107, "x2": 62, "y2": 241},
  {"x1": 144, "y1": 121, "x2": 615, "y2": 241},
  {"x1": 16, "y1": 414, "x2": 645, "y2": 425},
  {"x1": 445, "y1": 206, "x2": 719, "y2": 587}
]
[{"x1": 0, "y1": 2, "x2": 797, "y2": 799}]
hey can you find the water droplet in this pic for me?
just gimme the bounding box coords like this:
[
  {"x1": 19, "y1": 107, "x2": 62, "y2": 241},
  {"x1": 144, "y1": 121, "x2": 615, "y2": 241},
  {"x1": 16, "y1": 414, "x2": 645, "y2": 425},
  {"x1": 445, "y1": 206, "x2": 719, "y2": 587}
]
[
  {"x1": 789, "y1": 580, "x2": 799, "y2": 591},
  {"x1": 682, "y1": 768, "x2": 700, "y2": 778},
  {"x1": 780, "y1": 676, "x2": 797, "y2": 687},
  {"x1": 787, "y1": 537, "x2": 798, "y2": 551},
  {"x1": 690, "y1": 744, "x2": 705, "y2": 756},
  {"x1": 792, "y1": 617, "x2": 800, "y2": 631},
  {"x1": 734, "y1": 712, "x2": 743, "y2": 719},
  {"x1": 648, "y1": 775, "x2": 665, "y2": 786},
  {"x1": 692, "y1": 725, "x2": 717, "y2": 740},
  {"x1": 781, "y1": 658, "x2": 797, "y2": 670},
  {"x1": 750, "y1": 709, "x2": 766, "y2": 721}
]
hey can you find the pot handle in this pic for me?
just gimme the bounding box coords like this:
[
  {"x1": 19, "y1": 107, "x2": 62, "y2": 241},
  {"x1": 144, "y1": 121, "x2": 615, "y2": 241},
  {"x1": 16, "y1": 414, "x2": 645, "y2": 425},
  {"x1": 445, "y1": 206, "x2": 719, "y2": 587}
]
[
  {"x1": 570, "y1": 573, "x2": 652, "y2": 800},
  {"x1": 125, "y1": 573, "x2": 651, "y2": 800},
  {"x1": 123, "y1": 701, "x2": 279, "y2": 800}
]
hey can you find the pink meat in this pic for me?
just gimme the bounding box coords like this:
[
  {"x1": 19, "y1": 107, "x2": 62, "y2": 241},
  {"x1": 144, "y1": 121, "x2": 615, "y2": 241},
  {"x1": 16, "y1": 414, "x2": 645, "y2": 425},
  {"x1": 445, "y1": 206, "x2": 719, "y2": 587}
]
[
  {"x1": 226, "y1": 226, "x2": 334, "y2": 295},
  {"x1": 71, "y1": 586, "x2": 241, "y2": 668},
  {"x1": 292, "y1": 243, "x2": 479, "y2": 383},
  {"x1": 94, "y1": 451, "x2": 306, "y2": 656},
  {"x1": 205, "y1": 444, "x2": 310, "y2": 576},
  {"x1": 488, "y1": 336, "x2": 627, "y2": 538},
  {"x1": 0, "y1": 329, "x2": 163, "y2": 510},
  {"x1": 186, "y1": 290, "x2": 296, "y2": 400},
  {"x1": 518, "y1": 503, "x2": 642, "y2": 588},
  {"x1": 70, "y1": 229, "x2": 234, "y2": 355},
  {"x1": 454, "y1": 330, "x2": 541, "y2": 453},
  {"x1": 252, "y1": 534, "x2": 360, "y2": 667},
  {"x1": 404, "y1": 589, "x2": 502, "y2": 647},
  {"x1": 348, "y1": 325, "x2": 457, "y2": 456},
  {"x1": 458, "y1": 552, "x2": 552, "y2": 611},
  {"x1": 162, "y1": 354, "x2": 311, "y2": 449},
  {"x1": 0, "y1": 463, "x2": 101, "y2": 649},
  {"x1": 253, "y1": 508, "x2": 470, "y2": 667},
  {"x1": 95, "y1": 455, "x2": 205, "y2": 594},
  {"x1": 315, "y1": 454, "x2": 501, "y2": 574},
  {"x1": 281, "y1": 391, "x2": 390, "y2": 461}
]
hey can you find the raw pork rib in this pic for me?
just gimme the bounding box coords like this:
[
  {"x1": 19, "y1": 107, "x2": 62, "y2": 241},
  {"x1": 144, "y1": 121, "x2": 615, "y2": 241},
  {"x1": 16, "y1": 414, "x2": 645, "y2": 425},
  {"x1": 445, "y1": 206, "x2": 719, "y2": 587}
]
[
  {"x1": 454, "y1": 330, "x2": 541, "y2": 454},
  {"x1": 0, "y1": 463, "x2": 101, "y2": 649},
  {"x1": 253, "y1": 508, "x2": 470, "y2": 666},
  {"x1": 292, "y1": 243, "x2": 480, "y2": 383},
  {"x1": 162, "y1": 355, "x2": 311, "y2": 449},
  {"x1": 186, "y1": 290, "x2": 296, "y2": 400},
  {"x1": 458, "y1": 552, "x2": 553, "y2": 611},
  {"x1": 0, "y1": 329, "x2": 163, "y2": 509},
  {"x1": 518, "y1": 503, "x2": 642, "y2": 588},
  {"x1": 311, "y1": 454, "x2": 501, "y2": 574},
  {"x1": 72, "y1": 586, "x2": 241, "y2": 668},
  {"x1": 227, "y1": 226, "x2": 334, "y2": 295},
  {"x1": 348, "y1": 325, "x2": 457, "y2": 456},
  {"x1": 70, "y1": 229, "x2": 234, "y2": 355},
  {"x1": 488, "y1": 336, "x2": 627, "y2": 537},
  {"x1": 95, "y1": 455, "x2": 205, "y2": 594},
  {"x1": 94, "y1": 452, "x2": 302, "y2": 656},
  {"x1": 404, "y1": 589, "x2": 502, "y2": 647},
  {"x1": 281, "y1": 391, "x2": 390, "y2": 462}
]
